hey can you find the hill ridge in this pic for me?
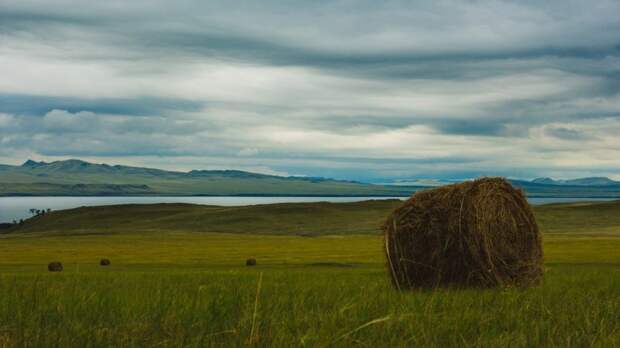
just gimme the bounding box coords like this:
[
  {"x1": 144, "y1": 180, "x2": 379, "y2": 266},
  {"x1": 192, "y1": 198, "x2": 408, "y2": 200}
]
[
  {"x1": 0, "y1": 159, "x2": 417, "y2": 196},
  {"x1": 531, "y1": 176, "x2": 619, "y2": 186}
]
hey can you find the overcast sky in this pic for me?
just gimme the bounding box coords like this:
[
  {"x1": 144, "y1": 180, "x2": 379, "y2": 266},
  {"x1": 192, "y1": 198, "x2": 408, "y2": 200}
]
[{"x1": 1, "y1": 0, "x2": 619, "y2": 182}]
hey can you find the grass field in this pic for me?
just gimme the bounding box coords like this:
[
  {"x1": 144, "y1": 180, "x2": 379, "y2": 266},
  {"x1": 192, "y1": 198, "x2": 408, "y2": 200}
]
[{"x1": 0, "y1": 200, "x2": 619, "y2": 346}]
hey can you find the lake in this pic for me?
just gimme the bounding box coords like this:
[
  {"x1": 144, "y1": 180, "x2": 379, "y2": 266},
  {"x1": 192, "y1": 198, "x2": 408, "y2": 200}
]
[{"x1": 0, "y1": 196, "x2": 618, "y2": 223}]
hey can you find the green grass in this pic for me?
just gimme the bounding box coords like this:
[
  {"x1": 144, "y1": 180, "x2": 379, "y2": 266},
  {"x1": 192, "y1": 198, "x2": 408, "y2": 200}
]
[
  {"x1": 535, "y1": 200, "x2": 620, "y2": 234},
  {"x1": 0, "y1": 264, "x2": 618, "y2": 347},
  {"x1": 0, "y1": 200, "x2": 619, "y2": 346},
  {"x1": 1, "y1": 232, "x2": 619, "y2": 270}
]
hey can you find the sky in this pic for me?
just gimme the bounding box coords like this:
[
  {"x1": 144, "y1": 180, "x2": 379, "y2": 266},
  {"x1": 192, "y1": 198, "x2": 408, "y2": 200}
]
[{"x1": 1, "y1": 0, "x2": 619, "y2": 182}]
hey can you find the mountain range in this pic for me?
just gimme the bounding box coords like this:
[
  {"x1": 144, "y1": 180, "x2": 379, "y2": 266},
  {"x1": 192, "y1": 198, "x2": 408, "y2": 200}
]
[
  {"x1": 531, "y1": 177, "x2": 620, "y2": 186},
  {"x1": 0, "y1": 159, "x2": 619, "y2": 197},
  {"x1": 0, "y1": 159, "x2": 419, "y2": 196}
]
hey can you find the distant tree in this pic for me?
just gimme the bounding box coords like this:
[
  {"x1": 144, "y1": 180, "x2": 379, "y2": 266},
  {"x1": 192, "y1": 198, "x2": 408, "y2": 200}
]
[
  {"x1": 29, "y1": 208, "x2": 37, "y2": 216},
  {"x1": 46, "y1": 208, "x2": 52, "y2": 213},
  {"x1": 18, "y1": 219, "x2": 24, "y2": 225}
]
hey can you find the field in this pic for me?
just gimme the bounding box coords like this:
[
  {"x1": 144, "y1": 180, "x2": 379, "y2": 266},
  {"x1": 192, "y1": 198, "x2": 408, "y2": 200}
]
[{"x1": 0, "y1": 201, "x2": 619, "y2": 346}]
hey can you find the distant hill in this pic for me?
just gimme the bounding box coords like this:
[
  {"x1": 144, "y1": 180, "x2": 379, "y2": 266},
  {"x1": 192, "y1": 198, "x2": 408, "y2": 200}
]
[
  {"x1": 1, "y1": 159, "x2": 620, "y2": 197},
  {"x1": 0, "y1": 159, "x2": 420, "y2": 196},
  {"x1": 531, "y1": 177, "x2": 620, "y2": 186},
  {"x1": 509, "y1": 178, "x2": 620, "y2": 198}
]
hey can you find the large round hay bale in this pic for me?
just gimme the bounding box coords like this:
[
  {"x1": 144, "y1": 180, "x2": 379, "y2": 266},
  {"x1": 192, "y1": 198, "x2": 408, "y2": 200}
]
[
  {"x1": 246, "y1": 258, "x2": 257, "y2": 266},
  {"x1": 384, "y1": 177, "x2": 542, "y2": 289},
  {"x1": 100, "y1": 258, "x2": 111, "y2": 266},
  {"x1": 48, "y1": 262, "x2": 63, "y2": 272}
]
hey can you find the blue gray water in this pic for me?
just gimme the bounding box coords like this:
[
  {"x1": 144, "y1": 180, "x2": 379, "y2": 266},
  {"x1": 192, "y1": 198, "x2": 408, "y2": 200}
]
[{"x1": 0, "y1": 196, "x2": 617, "y2": 223}]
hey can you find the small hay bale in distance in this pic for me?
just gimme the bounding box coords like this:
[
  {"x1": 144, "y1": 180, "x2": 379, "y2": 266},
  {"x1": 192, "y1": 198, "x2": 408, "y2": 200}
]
[
  {"x1": 48, "y1": 262, "x2": 63, "y2": 272},
  {"x1": 100, "y1": 258, "x2": 111, "y2": 266},
  {"x1": 384, "y1": 177, "x2": 543, "y2": 289},
  {"x1": 246, "y1": 258, "x2": 257, "y2": 266}
]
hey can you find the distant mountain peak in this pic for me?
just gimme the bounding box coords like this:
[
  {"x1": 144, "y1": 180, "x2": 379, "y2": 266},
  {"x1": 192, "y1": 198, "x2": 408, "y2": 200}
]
[
  {"x1": 531, "y1": 176, "x2": 619, "y2": 186},
  {"x1": 22, "y1": 159, "x2": 91, "y2": 166},
  {"x1": 567, "y1": 177, "x2": 617, "y2": 186},
  {"x1": 61, "y1": 158, "x2": 88, "y2": 163},
  {"x1": 22, "y1": 159, "x2": 45, "y2": 167},
  {"x1": 188, "y1": 169, "x2": 277, "y2": 179},
  {"x1": 531, "y1": 177, "x2": 556, "y2": 184}
]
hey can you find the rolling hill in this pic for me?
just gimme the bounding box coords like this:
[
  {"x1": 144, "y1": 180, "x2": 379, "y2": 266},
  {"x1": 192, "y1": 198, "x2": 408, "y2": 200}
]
[{"x1": 5, "y1": 199, "x2": 620, "y2": 236}]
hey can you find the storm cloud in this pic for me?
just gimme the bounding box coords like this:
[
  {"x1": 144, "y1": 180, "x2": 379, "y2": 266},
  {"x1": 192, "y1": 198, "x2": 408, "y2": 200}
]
[{"x1": 0, "y1": 0, "x2": 619, "y2": 181}]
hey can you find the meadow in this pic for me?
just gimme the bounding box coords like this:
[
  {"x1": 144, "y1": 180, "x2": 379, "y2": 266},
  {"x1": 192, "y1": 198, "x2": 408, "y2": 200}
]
[{"x1": 0, "y1": 200, "x2": 619, "y2": 347}]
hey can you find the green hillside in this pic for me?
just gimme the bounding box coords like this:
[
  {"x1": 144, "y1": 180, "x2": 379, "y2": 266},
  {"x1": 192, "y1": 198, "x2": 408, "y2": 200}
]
[{"x1": 7, "y1": 199, "x2": 620, "y2": 236}]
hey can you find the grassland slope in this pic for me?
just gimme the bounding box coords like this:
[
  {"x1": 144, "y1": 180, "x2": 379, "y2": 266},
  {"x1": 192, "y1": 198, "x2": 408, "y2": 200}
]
[{"x1": 7, "y1": 199, "x2": 620, "y2": 236}]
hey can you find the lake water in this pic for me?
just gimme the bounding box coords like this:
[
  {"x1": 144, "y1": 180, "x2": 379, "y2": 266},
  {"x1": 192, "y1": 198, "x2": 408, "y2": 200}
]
[{"x1": 0, "y1": 196, "x2": 617, "y2": 223}]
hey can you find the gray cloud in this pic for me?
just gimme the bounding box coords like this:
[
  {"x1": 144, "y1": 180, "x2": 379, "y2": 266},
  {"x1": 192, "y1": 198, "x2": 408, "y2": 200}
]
[
  {"x1": 0, "y1": 0, "x2": 619, "y2": 180},
  {"x1": 0, "y1": 94, "x2": 204, "y2": 117},
  {"x1": 544, "y1": 127, "x2": 593, "y2": 141},
  {"x1": 3, "y1": 1, "x2": 620, "y2": 75}
]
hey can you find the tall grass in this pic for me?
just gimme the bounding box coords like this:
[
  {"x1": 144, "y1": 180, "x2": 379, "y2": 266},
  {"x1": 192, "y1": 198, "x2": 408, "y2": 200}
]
[{"x1": 0, "y1": 265, "x2": 618, "y2": 347}]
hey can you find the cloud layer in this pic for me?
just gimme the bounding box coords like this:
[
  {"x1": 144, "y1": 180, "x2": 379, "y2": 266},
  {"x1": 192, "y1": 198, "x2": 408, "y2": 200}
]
[{"x1": 1, "y1": 0, "x2": 619, "y2": 181}]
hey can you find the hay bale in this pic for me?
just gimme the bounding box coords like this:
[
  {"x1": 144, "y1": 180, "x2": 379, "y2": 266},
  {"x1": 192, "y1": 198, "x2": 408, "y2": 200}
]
[
  {"x1": 246, "y1": 258, "x2": 257, "y2": 266},
  {"x1": 384, "y1": 177, "x2": 542, "y2": 289},
  {"x1": 100, "y1": 258, "x2": 111, "y2": 266},
  {"x1": 48, "y1": 262, "x2": 63, "y2": 272}
]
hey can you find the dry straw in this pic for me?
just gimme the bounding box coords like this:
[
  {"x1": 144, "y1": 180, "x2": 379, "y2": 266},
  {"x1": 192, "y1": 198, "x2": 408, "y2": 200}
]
[{"x1": 384, "y1": 177, "x2": 543, "y2": 289}]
